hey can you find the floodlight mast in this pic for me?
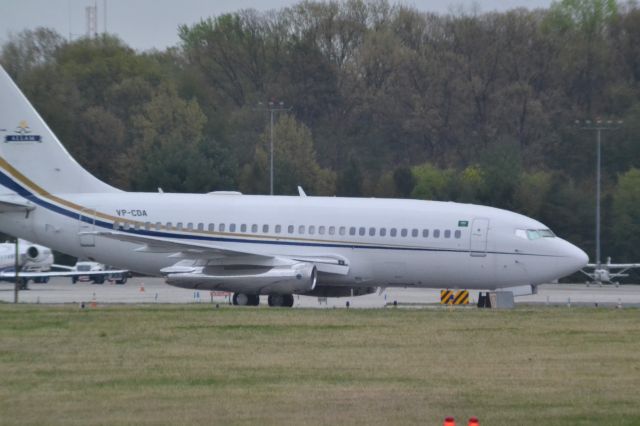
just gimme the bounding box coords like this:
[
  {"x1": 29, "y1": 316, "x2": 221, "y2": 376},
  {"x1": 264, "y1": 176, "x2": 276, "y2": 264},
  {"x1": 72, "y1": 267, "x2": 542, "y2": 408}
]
[
  {"x1": 257, "y1": 101, "x2": 290, "y2": 195},
  {"x1": 575, "y1": 119, "x2": 623, "y2": 269}
]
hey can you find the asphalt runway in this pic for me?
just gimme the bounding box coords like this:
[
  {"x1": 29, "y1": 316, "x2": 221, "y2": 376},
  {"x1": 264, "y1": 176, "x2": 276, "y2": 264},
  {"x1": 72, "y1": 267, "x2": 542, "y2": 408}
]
[{"x1": 2, "y1": 276, "x2": 640, "y2": 308}]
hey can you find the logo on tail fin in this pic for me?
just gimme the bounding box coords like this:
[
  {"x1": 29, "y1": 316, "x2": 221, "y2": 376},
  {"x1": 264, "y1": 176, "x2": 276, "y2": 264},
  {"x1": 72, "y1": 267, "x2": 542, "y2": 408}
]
[{"x1": 4, "y1": 120, "x2": 42, "y2": 143}]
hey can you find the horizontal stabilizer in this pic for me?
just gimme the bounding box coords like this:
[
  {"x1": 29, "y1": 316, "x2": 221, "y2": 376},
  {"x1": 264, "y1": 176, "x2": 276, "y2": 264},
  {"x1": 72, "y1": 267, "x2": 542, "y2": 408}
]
[{"x1": 0, "y1": 199, "x2": 35, "y2": 213}]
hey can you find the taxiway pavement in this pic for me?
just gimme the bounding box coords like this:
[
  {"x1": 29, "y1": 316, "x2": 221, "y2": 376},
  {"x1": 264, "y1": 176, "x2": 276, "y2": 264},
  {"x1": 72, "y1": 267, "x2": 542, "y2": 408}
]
[{"x1": 1, "y1": 277, "x2": 639, "y2": 308}]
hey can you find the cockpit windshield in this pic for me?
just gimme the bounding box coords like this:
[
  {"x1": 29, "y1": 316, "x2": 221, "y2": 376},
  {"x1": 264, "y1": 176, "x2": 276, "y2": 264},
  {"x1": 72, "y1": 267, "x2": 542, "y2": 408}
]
[{"x1": 515, "y1": 229, "x2": 555, "y2": 240}]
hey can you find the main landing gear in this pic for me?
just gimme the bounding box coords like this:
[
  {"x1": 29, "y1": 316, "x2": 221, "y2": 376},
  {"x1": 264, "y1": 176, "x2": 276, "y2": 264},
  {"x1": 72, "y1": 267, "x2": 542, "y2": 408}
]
[
  {"x1": 231, "y1": 293, "x2": 260, "y2": 306},
  {"x1": 230, "y1": 293, "x2": 294, "y2": 307},
  {"x1": 267, "y1": 294, "x2": 294, "y2": 307}
]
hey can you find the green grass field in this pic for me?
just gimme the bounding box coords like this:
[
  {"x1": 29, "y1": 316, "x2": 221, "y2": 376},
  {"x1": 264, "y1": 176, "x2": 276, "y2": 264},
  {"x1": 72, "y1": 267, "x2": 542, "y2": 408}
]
[{"x1": 0, "y1": 304, "x2": 639, "y2": 425}]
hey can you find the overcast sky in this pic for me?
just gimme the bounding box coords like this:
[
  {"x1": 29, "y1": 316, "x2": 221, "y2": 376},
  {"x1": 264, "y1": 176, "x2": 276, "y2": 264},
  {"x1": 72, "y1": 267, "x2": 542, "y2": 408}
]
[{"x1": 2, "y1": 0, "x2": 555, "y2": 51}]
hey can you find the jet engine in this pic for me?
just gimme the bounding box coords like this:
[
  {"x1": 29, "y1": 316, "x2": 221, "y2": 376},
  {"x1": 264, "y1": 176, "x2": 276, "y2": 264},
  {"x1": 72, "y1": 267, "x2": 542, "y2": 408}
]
[
  {"x1": 165, "y1": 263, "x2": 317, "y2": 295},
  {"x1": 24, "y1": 244, "x2": 53, "y2": 263}
]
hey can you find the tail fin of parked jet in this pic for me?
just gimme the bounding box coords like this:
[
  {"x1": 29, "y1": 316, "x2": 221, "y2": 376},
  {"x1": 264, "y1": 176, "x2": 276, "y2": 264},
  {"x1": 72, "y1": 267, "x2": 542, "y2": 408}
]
[{"x1": 0, "y1": 65, "x2": 119, "y2": 195}]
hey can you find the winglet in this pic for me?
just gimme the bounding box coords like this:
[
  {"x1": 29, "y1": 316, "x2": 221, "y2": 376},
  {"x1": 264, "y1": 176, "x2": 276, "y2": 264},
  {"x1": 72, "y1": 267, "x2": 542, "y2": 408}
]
[{"x1": 297, "y1": 186, "x2": 307, "y2": 197}]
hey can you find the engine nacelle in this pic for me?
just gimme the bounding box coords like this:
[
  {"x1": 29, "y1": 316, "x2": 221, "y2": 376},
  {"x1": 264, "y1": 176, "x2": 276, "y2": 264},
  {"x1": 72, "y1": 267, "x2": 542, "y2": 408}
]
[
  {"x1": 165, "y1": 263, "x2": 317, "y2": 295},
  {"x1": 24, "y1": 245, "x2": 53, "y2": 263}
]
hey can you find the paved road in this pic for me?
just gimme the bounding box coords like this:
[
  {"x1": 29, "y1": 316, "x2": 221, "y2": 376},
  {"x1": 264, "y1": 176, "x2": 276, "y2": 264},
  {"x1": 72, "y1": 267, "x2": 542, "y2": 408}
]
[{"x1": 2, "y1": 277, "x2": 639, "y2": 308}]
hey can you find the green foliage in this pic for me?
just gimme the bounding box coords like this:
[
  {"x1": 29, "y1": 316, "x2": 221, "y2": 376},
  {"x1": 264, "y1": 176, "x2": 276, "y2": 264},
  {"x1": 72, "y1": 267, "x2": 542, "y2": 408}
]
[
  {"x1": 0, "y1": 27, "x2": 64, "y2": 80},
  {"x1": 127, "y1": 85, "x2": 235, "y2": 192},
  {"x1": 479, "y1": 138, "x2": 523, "y2": 208},
  {"x1": 336, "y1": 157, "x2": 364, "y2": 196},
  {"x1": 514, "y1": 171, "x2": 554, "y2": 218},
  {"x1": 612, "y1": 169, "x2": 640, "y2": 260},
  {"x1": 410, "y1": 163, "x2": 450, "y2": 200},
  {"x1": 240, "y1": 115, "x2": 336, "y2": 195}
]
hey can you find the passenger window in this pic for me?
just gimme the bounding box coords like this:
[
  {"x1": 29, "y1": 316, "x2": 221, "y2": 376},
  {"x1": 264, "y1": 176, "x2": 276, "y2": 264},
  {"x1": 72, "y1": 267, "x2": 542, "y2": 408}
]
[
  {"x1": 349, "y1": 227, "x2": 356, "y2": 236},
  {"x1": 412, "y1": 229, "x2": 418, "y2": 237},
  {"x1": 187, "y1": 222, "x2": 193, "y2": 231},
  {"x1": 229, "y1": 224, "x2": 236, "y2": 232},
  {"x1": 176, "y1": 222, "x2": 183, "y2": 231},
  {"x1": 444, "y1": 230, "x2": 451, "y2": 238},
  {"x1": 288, "y1": 225, "x2": 294, "y2": 234},
  {"x1": 298, "y1": 225, "x2": 305, "y2": 234},
  {"x1": 434, "y1": 229, "x2": 440, "y2": 238},
  {"x1": 197, "y1": 223, "x2": 204, "y2": 231},
  {"x1": 380, "y1": 228, "x2": 386, "y2": 237},
  {"x1": 454, "y1": 230, "x2": 461, "y2": 239},
  {"x1": 339, "y1": 227, "x2": 346, "y2": 236},
  {"x1": 329, "y1": 226, "x2": 335, "y2": 235},
  {"x1": 145, "y1": 222, "x2": 151, "y2": 231},
  {"x1": 423, "y1": 229, "x2": 429, "y2": 238},
  {"x1": 359, "y1": 227, "x2": 365, "y2": 236},
  {"x1": 390, "y1": 228, "x2": 397, "y2": 237},
  {"x1": 251, "y1": 224, "x2": 258, "y2": 233},
  {"x1": 133, "y1": 223, "x2": 140, "y2": 231},
  {"x1": 113, "y1": 222, "x2": 119, "y2": 230},
  {"x1": 208, "y1": 223, "x2": 215, "y2": 232},
  {"x1": 166, "y1": 222, "x2": 172, "y2": 230},
  {"x1": 240, "y1": 224, "x2": 247, "y2": 232},
  {"x1": 275, "y1": 225, "x2": 282, "y2": 234},
  {"x1": 369, "y1": 227, "x2": 375, "y2": 236},
  {"x1": 319, "y1": 226, "x2": 326, "y2": 235},
  {"x1": 309, "y1": 225, "x2": 315, "y2": 235},
  {"x1": 401, "y1": 229, "x2": 408, "y2": 237},
  {"x1": 263, "y1": 224, "x2": 269, "y2": 233},
  {"x1": 219, "y1": 224, "x2": 225, "y2": 232},
  {"x1": 156, "y1": 222, "x2": 162, "y2": 231}
]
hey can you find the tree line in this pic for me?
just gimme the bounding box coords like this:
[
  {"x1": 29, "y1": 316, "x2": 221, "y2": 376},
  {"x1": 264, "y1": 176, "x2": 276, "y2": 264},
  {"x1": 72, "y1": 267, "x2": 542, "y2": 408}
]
[{"x1": 1, "y1": 0, "x2": 640, "y2": 265}]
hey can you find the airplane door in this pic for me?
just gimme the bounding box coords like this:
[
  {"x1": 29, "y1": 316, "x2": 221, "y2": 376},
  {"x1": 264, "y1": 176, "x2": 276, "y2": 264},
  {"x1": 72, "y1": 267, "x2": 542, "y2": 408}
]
[
  {"x1": 78, "y1": 209, "x2": 96, "y2": 247},
  {"x1": 469, "y1": 218, "x2": 489, "y2": 257}
]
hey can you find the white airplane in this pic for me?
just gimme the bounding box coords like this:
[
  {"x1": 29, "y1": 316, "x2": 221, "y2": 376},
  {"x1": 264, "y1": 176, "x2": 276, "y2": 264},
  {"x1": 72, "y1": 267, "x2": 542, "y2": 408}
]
[
  {"x1": 0, "y1": 239, "x2": 125, "y2": 288},
  {"x1": 0, "y1": 239, "x2": 54, "y2": 287},
  {"x1": 0, "y1": 65, "x2": 588, "y2": 307},
  {"x1": 581, "y1": 258, "x2": 640, "y2": 287}
]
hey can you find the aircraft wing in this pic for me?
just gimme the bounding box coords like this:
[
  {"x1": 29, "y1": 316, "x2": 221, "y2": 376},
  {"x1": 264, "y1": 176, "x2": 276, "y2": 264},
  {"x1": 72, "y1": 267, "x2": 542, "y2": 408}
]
[
  {"x1": 586, "y1": 263, "x2": 640, "y2": 269},
  {"x1": 86, "y1": 231, "x2": 349, "y2": 275},
  {"x1": 88, "y1": 231, "x2": 271, "y2": 259},
  {"x1": 607, "y1": 263, "x2": 640, "y2": 269},
  {"x1": 0, "y1": 269, "x2": 128, "y2": 279}
]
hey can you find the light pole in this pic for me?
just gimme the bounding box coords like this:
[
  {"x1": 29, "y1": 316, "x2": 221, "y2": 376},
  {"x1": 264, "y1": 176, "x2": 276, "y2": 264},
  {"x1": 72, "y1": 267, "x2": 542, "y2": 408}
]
[
  {"x1": 14, "y1": 238, "x2": 19, "y2": 303},
  {"x1": 257, "y1": 101, "x2": 290, "y2": 195},
  {"x1": 576, "y1": 119, "x2": 623, "y2": 268}
]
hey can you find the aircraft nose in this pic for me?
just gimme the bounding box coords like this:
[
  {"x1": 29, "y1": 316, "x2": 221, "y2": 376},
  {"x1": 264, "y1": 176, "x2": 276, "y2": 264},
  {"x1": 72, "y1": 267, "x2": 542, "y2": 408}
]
[{"x1": 562, "y1": 241, "x2": 589, "y2": 275}]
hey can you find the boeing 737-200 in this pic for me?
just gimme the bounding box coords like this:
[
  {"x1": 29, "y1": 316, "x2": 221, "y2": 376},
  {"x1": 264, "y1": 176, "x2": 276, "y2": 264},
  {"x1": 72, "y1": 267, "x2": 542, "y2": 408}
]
[{"x1": 0, "y1": 66, "x2": 588, "y2": 306}]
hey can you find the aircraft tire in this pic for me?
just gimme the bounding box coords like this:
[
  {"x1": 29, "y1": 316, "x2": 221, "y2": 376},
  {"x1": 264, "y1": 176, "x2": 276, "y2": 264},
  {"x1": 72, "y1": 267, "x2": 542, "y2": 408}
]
[
  {"x1": 19, "y1": 278, "x2": 29, "y2": 290},
  {"x1": 248, "y1": 294, "x2": 260, "y2": 306},
  {"x1": 283, "y1": 294, "x2": 294, "y2": 307},
  {"x1": 93, "y1": 276, "x2": 105, "y2": 285},
  {"x1": 232, "y1": 293, "x2": 250, "y2": 306},
  {"x1": 267, "y1": 294, "x2": 294, "y2": 308}
]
